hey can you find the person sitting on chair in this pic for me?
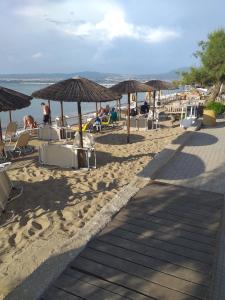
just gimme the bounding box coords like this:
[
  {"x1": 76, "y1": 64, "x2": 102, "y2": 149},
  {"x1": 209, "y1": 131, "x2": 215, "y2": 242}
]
[
  {"x1": 130, "y1": 108, "x2": 137, "y2": 117},
  {"x1": 105, "y1": 105, "x2": 110, "y2": 115},
  {"x1": 140, "y1": 101, "x2": 149, "y2": 114},
  {"x1": 98, "y1": 107, "x2": 105, "y2": 117},
  {"x1": 23, "y1": 115, "x2": 37, "y2": 129},
  {"x1": 110, "y1": 107, "x2": 118, "y2": 123}
]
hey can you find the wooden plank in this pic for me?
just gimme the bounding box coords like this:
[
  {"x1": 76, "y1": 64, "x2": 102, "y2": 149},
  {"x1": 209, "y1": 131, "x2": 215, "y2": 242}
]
[
  {"x1": 98, "y1": 229, "x2": 211, "y2": 272},
  {"x1": 126, "y1": 199, "x2": 221, "y2": 219},
  {"x1": 108, "y1": 219, "x2": 214, "y2": 255},
  {"x1": 143, "y1": 210, "x2": 219, "y2": 232},
  {"x1": 54, "y1": 273, "x2": 128, "y2": 300},
  {"x1": 89, "y1": 239, "x2": 210, "y2": 285},
  {"x1": 118, "y1": 209, "x2": 216, "y2": 237},
  {"x1": 130, "y1": 194, "x2": 222, "y2": 215},
  {"x1": 115, "y1": 213, "x2": 215, "y2": 245},
  {"x1": 65, "y1": 269, "x2": 153, "y2": 300},
  {"x1": 132, "y1": 183, "x2": 223, "y2": 208},
  {"x1": 71, "y1": 256, "x2": 202, "y2": 300},
  {"x1": 128, "y1": 200, "x2": 221, "y2": 224},
  {"x1": 80, "y1": 247, "x2": 207, "y2": 298},
  {"x1": 41, "y1": 286, "x2": 82, "y2": 300}
]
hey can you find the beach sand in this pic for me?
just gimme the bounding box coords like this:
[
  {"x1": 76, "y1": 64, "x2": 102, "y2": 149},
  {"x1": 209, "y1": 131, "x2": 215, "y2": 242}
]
[{"x1": 0, "y1": 122, "x2": 182, "y2": 298}]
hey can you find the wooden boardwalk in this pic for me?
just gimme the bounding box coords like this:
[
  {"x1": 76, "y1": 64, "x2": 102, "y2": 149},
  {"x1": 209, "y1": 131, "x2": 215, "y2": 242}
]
[{"x1": 41, "y1": 182, "x2": 224, "y2": 300}]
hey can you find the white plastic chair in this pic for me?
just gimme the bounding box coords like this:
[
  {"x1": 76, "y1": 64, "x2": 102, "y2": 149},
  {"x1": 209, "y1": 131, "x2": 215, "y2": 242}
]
[{"x1": 73, "y1": 132, "x2": 96, "y2": 169}]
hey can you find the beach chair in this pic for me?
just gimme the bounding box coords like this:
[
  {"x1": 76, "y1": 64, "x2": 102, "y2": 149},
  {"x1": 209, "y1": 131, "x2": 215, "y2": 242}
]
[
  {"x1": 138, "y1": 117, "x2": 149, "y2": 131},
  {"x1": 5, "y1": 132, "x2": 34, "y2": 158},
  {"x1": 55, "y1": 116, "x2": 69, "y2": 127},
  {"x1": 0, "y1": 162, "x2": 23, "y2": 214},
  {"x1": 0, "y1": 141, "x2": 6, "y2": 162},
  {"x1": 82, "y1": 119, "x2": 95, "y2": 132},
  {"x1": 4, "y1": 122, "x2": 17, "y2": 143},
  {"x1": 73, "y1": 132, "x2": 96, "y2": 169}
]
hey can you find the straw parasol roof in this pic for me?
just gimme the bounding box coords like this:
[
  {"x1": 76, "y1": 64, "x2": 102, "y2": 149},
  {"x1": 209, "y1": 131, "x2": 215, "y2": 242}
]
[
  {"x1": 32, "y1": 77, "x2": 120, "y2": 148},
  {"x1": 0, "y1": 86, "x2": 32, "y2": 111},
  {"x1": 32, "y1": 77, "x2": 120, "y2": 102},
  {"x1": 145, "y1": 80, "x2": 176, "y2": 91},
  {"x1": 0, "y1": 86, "x2": 32, "y2": 140},
  {"x1": 110, "y1": 80, "x2": 152, "y2": 94},
  {"x1": 109, "y1": 80, "x2": 152, "y2": 143}
]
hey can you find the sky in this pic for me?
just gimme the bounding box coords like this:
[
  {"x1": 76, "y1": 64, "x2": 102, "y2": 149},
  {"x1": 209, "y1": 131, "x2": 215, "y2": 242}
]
[{"x1": 0, "y1": 0, "x2": 225, "y2": 75}]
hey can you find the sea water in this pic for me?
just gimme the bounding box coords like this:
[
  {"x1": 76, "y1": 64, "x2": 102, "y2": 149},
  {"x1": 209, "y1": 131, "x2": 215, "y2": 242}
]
[
  {"x1": 0, "y1": 80, "x2": 177, "y2": 129},
  {"x1": 0, "y1": 81, "x2": 124, "y2": 129}
]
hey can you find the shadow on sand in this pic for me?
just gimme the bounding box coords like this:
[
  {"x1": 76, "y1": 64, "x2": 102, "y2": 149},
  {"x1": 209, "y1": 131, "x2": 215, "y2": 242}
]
[{"x1": 95, "y1": 133, "x2": 145, "y2": 145}]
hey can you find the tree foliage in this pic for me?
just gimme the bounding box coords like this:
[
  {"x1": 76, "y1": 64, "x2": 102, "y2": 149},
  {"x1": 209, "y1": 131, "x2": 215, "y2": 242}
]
[{"x1": 181, "y1": 29, "x2": 225, "y2": 95}]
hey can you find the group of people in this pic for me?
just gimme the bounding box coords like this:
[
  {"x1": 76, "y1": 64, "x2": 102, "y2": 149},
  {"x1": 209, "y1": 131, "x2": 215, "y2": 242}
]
[
  {"x1": 130, "y1": 101, "x2": 149, "y2": 117},
  {"x1": 23, "y1": 102, "x2": 50, "y2": 129},
  {"x1": 92, "y1": 105, "x2": 118, "y2": 131}
]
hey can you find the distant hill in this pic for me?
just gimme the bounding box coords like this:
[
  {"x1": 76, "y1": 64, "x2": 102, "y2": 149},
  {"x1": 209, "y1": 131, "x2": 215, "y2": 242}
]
[{"x1": 0, "y1": 68, "x2": 190, "y2": 83}]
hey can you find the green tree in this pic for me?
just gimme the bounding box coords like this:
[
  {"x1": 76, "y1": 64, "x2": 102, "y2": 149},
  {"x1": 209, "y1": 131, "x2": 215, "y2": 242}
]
[{"x1": 181, "y1": 29, "x2": 225, "y2": 100}]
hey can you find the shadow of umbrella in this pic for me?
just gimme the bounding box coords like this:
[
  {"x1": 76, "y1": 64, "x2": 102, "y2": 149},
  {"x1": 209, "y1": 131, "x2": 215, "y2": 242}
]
[
  {"x1": 0, "y1": 86, "x2": 32, "y2": 140},
  {"x1": 172, "y1": 132, "x2": 218, "y2": 146},
  {"x1": 95, "y1": 133, "x2": 144, "y2": 145}
]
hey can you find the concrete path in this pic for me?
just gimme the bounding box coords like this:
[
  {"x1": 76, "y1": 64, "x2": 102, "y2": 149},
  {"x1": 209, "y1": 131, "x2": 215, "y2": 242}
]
[{"x1": 155, "y1": 120, "x2": 225, "y2": 194}]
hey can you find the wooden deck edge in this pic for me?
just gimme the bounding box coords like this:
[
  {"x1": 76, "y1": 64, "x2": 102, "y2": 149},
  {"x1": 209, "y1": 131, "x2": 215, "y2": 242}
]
[{"x1": 208, "y1": 195, "x2": 225, "y2": 300}]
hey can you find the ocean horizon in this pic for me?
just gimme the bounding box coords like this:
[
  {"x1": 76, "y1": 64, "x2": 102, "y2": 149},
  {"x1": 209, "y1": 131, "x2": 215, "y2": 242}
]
[{"x1": 0, "y1": 79, "x2": 177, "y2": 129}]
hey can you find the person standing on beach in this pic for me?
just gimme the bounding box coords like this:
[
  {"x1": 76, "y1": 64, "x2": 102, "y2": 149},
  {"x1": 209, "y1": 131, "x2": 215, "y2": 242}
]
[{"x1": 41, "y1": 102, "x2": 50, "y2": 125}]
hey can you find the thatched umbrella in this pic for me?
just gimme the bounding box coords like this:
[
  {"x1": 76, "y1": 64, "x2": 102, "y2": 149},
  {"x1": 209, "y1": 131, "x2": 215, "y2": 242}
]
[
  {"x1": 0, "y1": 86, "x2": 32, "y2": 140},
  {"x1": 145, "y1": 80, "x2": 176, "y2": 124},
  {"x1": 109, "y1": 80, "x2": 152, "y2": 143},
  {"x1": 32, "y1": 77, "x2": 120, "y2": 148}
]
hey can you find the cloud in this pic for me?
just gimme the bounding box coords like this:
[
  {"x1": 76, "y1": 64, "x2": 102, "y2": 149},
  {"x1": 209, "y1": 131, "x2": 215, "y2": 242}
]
[
  {"x1": 58, "y1": 7, "x2": 180, "y2": 44},
  {"x1": 32, "y1": 52, "x2": 43, "y2": 59},
  {"x1": 14, "y1": 1, "x2": 180, "y2": 44}
]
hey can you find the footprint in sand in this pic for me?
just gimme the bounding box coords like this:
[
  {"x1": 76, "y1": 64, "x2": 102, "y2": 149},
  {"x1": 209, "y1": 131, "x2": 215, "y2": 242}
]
[
  {"x1": 32, "y1": 221, "x2": 42, "y2": 230},
  {"x1": 83, "y1": 204, "x2": 91, "y2": 213},
  {"x1": 28, "y1": 228, "x2": 35, "y2": 236},
  {"x1": 8, "y1": 233, "x2": 17, "y2": 247}
]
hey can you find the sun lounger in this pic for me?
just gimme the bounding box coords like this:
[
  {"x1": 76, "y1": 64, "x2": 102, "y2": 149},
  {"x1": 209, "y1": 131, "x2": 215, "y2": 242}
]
[
  {"x1": 82, "y1": 119, "x2": 95, "y2": 132},
  {"x1": 3, "y1": 122, "x2": 17, "y2": 143},
  {"x1": 0, "y1": 162, "x2": 23, "y2": 214},
  {"x1": 55, "y1": 115, "x2": 69, "y2": 127},
  {"x1": 5, "y1": 132, "x2": 34, "y2": 158},
  {"x1": 0, "y1": 140, "x2": 6, "y2": 162}
]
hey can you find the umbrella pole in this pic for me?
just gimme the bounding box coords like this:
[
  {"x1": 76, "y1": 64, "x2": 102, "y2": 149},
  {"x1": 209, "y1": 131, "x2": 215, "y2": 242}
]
[
  {"x1": 127, "y1": 93, "x2": 131, "y2": 143},
  {"x1": 136, "y1": 92, "x2": 138, "y2": 112},
  {"x1": 77, "y1": 101, "x2": 83, "y2": 148},
  {"x1": 96, "y1": 102, "x2": 98, "y2": 116},
  {"x1": 119, "y1": 98, "x2": 121, "y2": 120},
  {"x1": 60, "y1": 100, "x2": 64, "y2": 127},
  {"x1": 48, "y1": 100, "x2": 52, "y2": 124},
  {"x1": 9, "y1": 111, "x2": 12, "y2": 122},
  {"x1": 152, "y1": 90, "x2": 156, "y2": 129},
  {"x1": 0, "y1": 117, "x2": 2, "y2": 141}
]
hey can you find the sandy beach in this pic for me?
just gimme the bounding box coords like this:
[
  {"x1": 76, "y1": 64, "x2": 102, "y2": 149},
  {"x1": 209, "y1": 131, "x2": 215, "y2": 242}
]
[{"x1": 0, "y1": 122, "x2": 182, "y2": 298}]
